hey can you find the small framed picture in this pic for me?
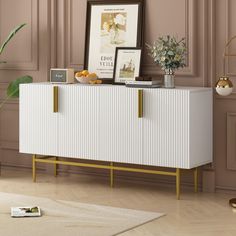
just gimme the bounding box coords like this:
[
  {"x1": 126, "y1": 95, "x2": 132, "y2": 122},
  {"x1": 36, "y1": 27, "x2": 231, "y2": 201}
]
[{"x1": 113, "y1": 47, "x2": 142, "y2": 84}]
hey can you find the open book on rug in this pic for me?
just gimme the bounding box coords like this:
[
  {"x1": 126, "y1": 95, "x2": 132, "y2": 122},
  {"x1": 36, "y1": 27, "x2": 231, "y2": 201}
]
[{"x1": 11, "y1": 206, "x2": 41, "y2": 217}]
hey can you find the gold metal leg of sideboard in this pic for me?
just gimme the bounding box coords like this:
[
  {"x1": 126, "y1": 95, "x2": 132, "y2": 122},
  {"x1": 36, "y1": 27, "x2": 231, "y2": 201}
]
[
  {"x1": 32, "y1": 155, "x2": 191, "y2": 199},
  {"x1": 110, "y1": 162, "x2": 114, "y2": 188},
  {"x1": 176, "y1": 168, "x2": 181, "y2": 200},
  {"x1": 194, "y1": 167, "x2": 198, "y2": 193},
  {"x1": 32, "y1": 154, "x2": 36, "y2": 182},
  {"x1": 54, "y1": 157, "x2": 58, "y2": 177}
]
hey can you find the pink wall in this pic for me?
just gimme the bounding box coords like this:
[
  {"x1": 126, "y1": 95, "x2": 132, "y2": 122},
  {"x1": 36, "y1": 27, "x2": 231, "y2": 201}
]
[{"x1": 0, "y1": 0, "x2": 235, "y2": 192}]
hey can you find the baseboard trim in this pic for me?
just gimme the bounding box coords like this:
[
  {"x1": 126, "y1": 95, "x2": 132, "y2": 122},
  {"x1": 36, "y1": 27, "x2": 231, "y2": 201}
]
[
  {"x1": 1, "y1": 163, "x2": 44, "y2": 172},
  {"x1": 216, "y1": 185, "x2": 236, "y2": 194}
]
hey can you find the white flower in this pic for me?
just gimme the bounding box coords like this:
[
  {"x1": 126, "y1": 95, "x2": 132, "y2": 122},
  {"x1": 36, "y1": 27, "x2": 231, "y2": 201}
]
[
  {"x1": 114, "y1": 14, "x2": 126, "y2": 25},
  {"x1": 167, "y1": 51, "x2": 174, "y2": 56},
  {"x1": 174, "y1": 55, "x2": 181, "y2": 61},
  {"x1": 161, "y1": 57, "x2": 166, "y2": 62}
]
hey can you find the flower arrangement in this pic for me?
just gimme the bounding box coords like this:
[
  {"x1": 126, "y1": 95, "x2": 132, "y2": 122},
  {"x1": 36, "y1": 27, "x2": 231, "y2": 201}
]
[
  {"x1": 146, "y1": 35, "x2": 187, "y2": 74},
  {"x1": 103, "y1": 14, "x2": 126, "y2": 44},
  {"x1": 103, "y1": 14, "x2": 126, "y2": 32}
]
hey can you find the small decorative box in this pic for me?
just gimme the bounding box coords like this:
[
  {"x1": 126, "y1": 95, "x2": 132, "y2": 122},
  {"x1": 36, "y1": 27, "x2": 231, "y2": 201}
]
[{"x1": 50, "y1": 68, "x2": 74, "y2": 83}]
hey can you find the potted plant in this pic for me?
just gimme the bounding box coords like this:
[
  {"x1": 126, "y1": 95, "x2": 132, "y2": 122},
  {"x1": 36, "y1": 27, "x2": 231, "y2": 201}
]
[
  {"x1": 146, "y1": 35, "x2": 187, "y2": 88},
  {"x1": 0, "y1": 23, "x2": 32, "y2": 108}
]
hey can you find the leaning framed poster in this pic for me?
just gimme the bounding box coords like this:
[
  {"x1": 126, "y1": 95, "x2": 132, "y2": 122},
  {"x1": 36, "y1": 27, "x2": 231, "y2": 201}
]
[{"x1": 84, "y1": 0, "x2": 144, "y2": 83}]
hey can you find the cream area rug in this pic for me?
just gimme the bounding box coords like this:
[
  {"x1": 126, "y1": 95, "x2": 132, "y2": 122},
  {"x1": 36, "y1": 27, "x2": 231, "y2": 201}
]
[{"x1": 0, "y1": 192, "x2": 164, "y2": 236}]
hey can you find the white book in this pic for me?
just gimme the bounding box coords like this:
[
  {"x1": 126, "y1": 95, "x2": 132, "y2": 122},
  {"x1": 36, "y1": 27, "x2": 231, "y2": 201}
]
[
  {"x1": 125, "y1": 80, "x2": 161, "y2": 85},
  {"x1": 11, "y1": 206, "x2": 41, "y2": 217}
]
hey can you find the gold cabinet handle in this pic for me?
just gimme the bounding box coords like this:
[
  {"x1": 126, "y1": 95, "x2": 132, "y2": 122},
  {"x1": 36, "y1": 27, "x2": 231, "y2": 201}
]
[
  {"x1": 138, "y1": 89, "x2": 143, "y2": 118},
  {"x1": 53, "y1": 86, "x2": 59, "y2": 113}
]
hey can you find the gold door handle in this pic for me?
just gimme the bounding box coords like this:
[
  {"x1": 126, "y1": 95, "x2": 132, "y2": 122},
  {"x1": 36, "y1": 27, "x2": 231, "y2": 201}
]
[
  {"x1": 53, "y1": 86, "x2": 59, "y2": 113},
  {"x1": 138, "y1": 89, "x2": 143, "y2": 118}
]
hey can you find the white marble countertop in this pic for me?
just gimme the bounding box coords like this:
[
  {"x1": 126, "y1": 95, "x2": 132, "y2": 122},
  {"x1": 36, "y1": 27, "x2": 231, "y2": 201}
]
[{"x1": 23, "y1": 82, "x2": 212, "y2": 92}]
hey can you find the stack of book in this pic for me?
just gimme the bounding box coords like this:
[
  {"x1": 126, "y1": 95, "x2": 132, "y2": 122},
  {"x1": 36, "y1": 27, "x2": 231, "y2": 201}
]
[{"x1": 125, "y1": 77, "x2": 162, "y2": 88}]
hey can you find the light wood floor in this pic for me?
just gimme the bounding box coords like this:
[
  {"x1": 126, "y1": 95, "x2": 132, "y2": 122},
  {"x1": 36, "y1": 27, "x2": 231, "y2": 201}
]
[{"x1": 0, "y1": 167, "x2": 236, "y2": 236}]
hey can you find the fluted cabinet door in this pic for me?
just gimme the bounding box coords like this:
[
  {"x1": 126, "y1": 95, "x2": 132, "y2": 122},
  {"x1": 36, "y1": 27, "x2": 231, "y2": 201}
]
[
  {"x1": 99, "y1": 86, "x2": 142, "y2": 164},
  {"x1": 57, "y1": 85, "x2": 101, "y2": 160},
  {"x1": 142, "y1": 88, "x2": 212, "y2": 169},
  {"x1": 142, "y1": 89, "x2": 189, "y2": 168},
  {"x1": 20, "y1": 84, "x2": 58, "y2": 156}
]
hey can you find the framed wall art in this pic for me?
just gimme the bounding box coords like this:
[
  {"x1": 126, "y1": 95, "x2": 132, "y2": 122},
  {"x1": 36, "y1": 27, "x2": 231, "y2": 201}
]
[
  {"x1": 84, "y1": 0, "x2": 145, "y2": 83},
  {"x1": 113, "y1": 47, "x2": 142, "y2": 84}
]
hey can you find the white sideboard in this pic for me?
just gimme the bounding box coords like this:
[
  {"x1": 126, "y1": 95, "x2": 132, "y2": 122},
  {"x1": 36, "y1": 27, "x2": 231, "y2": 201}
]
[
  {"x1": 19, "y1": 83, "x2": 212, "y2": 198},
  {"x1": 20, "y1": 83, "x2": 212, "y2": 168}
]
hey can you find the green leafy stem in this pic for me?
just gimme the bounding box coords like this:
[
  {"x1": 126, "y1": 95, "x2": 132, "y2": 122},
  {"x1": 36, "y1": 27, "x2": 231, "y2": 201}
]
[
  {"x1": 0, "y1": 23, "x2": 33, "y2": 109},
  {"x1": 0, "y1": 75, "x2": 33, "y2": 109},
  {"x1": 0, "y1": 23, "x2": 26, "y2": 59}
]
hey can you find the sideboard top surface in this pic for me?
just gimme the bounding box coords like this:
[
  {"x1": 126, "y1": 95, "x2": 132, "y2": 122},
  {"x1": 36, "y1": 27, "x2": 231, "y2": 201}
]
[{"x1": 21, "y1": 83, "x2": 212, "y2": 93}]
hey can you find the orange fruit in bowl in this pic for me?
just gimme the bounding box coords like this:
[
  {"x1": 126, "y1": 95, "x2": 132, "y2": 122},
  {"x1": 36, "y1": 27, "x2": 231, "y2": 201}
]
[
  {"x1": 89, "y1": 79, "x2": 102, "y2": 85},
  {"x1": 86, "y1": 73, "x2": 98, "y2": 79},
  {"x1": 75, "y1": 70, "x2": 100, "y2": 84},
  {"x1": 75, "y1": 71, "x2": 83, "y2": 77},
  {"x1": 81, "y1": 70, "x2": 89, "y2": 76},
  {"x1": 89, "y1": 80, "x2": 97, "y2": 84}
]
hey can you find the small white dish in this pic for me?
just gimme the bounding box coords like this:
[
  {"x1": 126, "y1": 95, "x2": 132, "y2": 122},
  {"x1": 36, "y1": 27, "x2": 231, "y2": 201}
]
[{"x1": 75, "y1": 76, "x2": 97, "y2": 84}]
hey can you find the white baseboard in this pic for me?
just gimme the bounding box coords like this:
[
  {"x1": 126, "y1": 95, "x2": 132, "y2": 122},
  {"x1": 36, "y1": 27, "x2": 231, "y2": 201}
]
[{"x1": 215, "y1": 185, "x2": 236, "y2": 194}]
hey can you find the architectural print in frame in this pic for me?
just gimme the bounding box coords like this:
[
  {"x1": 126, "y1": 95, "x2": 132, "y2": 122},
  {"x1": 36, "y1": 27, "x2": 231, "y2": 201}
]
[
  {"x1": 84, "y1": 0, "x2": 144, "y2": 83},
  {"x1": 113, "y1": 47, "x2": 142, "y2": 84}
]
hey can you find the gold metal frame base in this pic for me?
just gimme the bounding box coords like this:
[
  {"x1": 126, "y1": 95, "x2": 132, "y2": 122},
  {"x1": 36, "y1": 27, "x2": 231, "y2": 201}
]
[{"x1": 32, "y1": 155, "x2": 198, "y2": 200}]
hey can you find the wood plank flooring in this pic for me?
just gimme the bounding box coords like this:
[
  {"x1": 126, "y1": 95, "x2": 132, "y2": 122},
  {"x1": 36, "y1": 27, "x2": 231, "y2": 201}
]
[{"x1": 0, "y1": 167, "x2": 235, "y2": 236}]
